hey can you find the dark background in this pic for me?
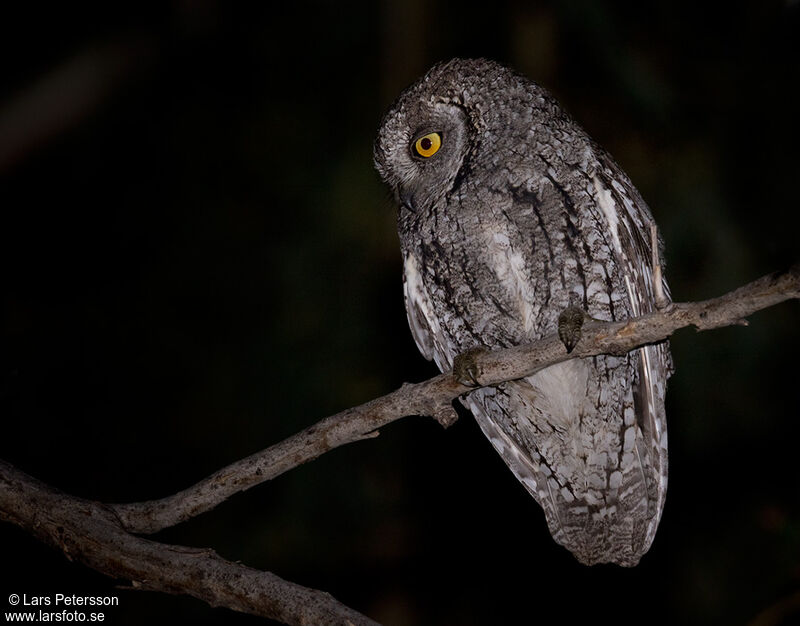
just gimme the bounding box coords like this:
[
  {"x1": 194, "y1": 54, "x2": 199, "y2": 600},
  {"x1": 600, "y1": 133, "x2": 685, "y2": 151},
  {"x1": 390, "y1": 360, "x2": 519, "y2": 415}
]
[{"x1": 1, "y1": 2, "x2": 798, "y2": 624}]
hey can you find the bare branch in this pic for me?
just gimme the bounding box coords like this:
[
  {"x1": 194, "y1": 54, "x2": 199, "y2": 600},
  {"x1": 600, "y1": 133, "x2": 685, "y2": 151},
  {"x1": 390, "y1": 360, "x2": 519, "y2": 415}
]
[
  {"x1": 0, "y1": 264, "x2": 796, "y2": 623},
  {"x1": 0, "y1": 459, "x2": 377, "y2": 626},
  {"x1": 113, "y1": 264, "x2": 800, "y2": 534}
]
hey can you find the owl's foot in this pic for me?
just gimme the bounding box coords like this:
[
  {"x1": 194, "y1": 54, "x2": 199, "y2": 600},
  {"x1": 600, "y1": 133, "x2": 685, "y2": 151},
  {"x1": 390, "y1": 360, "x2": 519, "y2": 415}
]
[
  {"x1": 558, "y1": 305, "x2": 586, "y2": 354},
  {"x1": 453, "y1": 347, "x2": 489, "y2": 387}
]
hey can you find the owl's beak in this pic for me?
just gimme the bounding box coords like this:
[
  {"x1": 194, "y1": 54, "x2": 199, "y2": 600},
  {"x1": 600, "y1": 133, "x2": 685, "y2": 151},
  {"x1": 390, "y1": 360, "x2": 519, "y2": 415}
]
[{"x1": 398, "y1": 186, "x2": 417, "y2": 213}]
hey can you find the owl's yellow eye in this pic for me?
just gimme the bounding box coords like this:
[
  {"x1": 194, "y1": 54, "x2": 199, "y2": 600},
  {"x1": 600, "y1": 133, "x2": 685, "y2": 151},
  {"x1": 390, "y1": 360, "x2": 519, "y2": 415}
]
[{"x1": 413, "y1": 132, "x2": 442, "y2": 158}]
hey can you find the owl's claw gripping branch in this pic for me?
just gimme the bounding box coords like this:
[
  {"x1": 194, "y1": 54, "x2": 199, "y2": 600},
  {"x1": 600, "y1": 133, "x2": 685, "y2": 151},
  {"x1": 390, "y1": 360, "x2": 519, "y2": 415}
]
[
  {"x1": 557, "y1": 305, "x2": 586, "y2": 353},
  {"x1": 453, "y1": 347, "x2": 490, "y2": 386}
]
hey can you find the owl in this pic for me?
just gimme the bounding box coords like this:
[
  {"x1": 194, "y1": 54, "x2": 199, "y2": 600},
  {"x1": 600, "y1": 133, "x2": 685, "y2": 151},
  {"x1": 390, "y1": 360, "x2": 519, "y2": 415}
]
[{"x1": 374, "y1": 58, "x2": 672, "y2": 566}]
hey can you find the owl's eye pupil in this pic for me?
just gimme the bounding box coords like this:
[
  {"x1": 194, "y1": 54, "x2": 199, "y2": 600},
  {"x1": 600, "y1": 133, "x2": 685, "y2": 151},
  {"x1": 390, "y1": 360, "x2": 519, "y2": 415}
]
[{"x1": 413, "y1": 132, "x2": 442, "y2": 158}]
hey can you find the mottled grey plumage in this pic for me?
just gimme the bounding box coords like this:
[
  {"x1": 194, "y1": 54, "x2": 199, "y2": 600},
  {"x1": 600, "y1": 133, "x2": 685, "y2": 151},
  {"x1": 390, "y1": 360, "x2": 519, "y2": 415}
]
[{"x1": 374, "y1": 58, "x2": 672, "y2": 566}]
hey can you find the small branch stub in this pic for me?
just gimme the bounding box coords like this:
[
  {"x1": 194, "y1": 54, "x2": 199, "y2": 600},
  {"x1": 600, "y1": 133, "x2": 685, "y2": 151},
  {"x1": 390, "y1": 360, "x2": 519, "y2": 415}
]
[{"x1": 432, "y1": 401, "x2": 459, "y2": 428}]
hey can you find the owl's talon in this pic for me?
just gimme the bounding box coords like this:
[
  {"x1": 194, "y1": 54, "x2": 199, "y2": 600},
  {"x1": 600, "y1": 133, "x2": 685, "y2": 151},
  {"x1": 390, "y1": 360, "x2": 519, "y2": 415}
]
[
  {"x1": 453, "y1": 347, "x2": 488, "y2": 387},
  {"x1": 558, "y1": 305, "x2": 586, "y2": 354}
]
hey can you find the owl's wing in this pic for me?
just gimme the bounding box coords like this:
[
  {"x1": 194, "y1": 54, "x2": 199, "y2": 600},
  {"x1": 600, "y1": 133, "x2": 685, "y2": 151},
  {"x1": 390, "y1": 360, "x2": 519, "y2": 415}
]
[
  {"x1": 398, "y1": 150, "x2": 672, "y2": 565},
  {"x1": 402, "y1": 251, "x2": 441, "y2": 367},
  {"x1": 460, "y1": 152, "x2": 673, "y2": 565},
  {"x1": 589, "y1": 152, "x2": 671, "y2": 314},
  {"x1": 589, "y1": 153, "x2": 672, "y2": 542}
]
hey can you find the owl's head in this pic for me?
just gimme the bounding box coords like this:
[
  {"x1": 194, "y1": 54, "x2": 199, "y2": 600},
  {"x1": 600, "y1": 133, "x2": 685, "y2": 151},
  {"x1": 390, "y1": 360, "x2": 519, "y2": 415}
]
[
  {"x1": 374, "y1": 58, "x2": 562, "y2": 220},
  {"x1": 373, "y1": 60, "x2": 479, "y2": 217}
]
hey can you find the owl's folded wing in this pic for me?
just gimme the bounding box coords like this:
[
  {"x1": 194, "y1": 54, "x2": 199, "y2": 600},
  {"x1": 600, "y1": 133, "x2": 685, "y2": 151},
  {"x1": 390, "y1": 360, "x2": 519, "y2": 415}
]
[{"x1": 402, "y1": 252, "x2": 446, "y2": 368}]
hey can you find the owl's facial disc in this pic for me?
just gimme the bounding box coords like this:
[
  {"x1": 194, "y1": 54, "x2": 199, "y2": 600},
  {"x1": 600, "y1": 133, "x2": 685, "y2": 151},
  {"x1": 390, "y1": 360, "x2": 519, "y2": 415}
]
[
  {"x1": 390, "y1": 102, "x2": 470, "y2": 216},
  {"x1": 399, "y1": 130, "x2": 444, "y2": 211}
]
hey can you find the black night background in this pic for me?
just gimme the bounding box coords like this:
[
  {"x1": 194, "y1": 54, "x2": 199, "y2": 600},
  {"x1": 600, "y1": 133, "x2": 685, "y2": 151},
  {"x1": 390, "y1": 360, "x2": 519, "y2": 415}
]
[{"x1": 1, "y1": 2, "x2": 798, "y2": 624}]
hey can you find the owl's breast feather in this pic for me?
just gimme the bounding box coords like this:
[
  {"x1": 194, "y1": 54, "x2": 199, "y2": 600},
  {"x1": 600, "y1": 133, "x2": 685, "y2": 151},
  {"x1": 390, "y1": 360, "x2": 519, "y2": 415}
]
[{"x1": 482, "y1": 226, "x2": 537, "y2": 335}]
